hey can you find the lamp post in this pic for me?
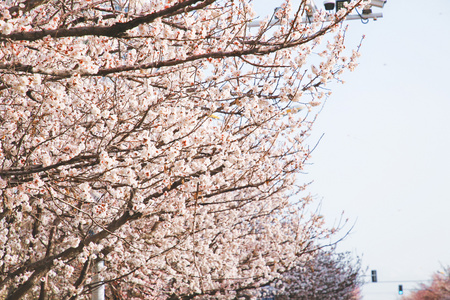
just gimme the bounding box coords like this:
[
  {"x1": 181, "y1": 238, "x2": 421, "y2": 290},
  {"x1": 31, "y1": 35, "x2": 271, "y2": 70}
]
[{"x1": 92, "y1": 259, "x2": 105, "y2": 300}]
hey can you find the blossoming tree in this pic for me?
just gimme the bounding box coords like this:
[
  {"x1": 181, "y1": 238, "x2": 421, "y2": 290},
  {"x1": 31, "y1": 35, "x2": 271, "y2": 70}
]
[
  {"x1": 273, "y1": 247, "x2": 362, "y2": 300},
  {"x1": 0, "y1": 0, "x2": 363, "y2": 298},
  {"x1": 404, "y1": 267, "x2": 450, "y2": 300}
]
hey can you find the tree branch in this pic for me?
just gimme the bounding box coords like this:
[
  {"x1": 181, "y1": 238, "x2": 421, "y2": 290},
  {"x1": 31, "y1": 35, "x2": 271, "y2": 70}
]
[{"x1": 1, "y1": 0, "x2": 215, "y2": 41}]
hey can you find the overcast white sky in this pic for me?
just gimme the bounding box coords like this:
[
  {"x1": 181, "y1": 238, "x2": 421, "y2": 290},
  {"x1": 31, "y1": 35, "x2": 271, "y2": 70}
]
[{"x1": 254, "y1": 0, "x2": 450, "y2": 299}]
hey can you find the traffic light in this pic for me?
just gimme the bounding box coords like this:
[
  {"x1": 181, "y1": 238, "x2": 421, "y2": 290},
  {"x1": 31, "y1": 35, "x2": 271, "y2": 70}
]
[
  {"x1": 398, "y1": 284, "x2": 403, "y2": 295},
  {"x1": 371, "y1": 270, "x2": 377, "y2": 282}
]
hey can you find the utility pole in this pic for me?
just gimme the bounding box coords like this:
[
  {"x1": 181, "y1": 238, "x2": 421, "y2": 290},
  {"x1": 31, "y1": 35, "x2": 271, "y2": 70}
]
[{"x1": 92, "y1": 259, "x2": 105, "y2": 300}]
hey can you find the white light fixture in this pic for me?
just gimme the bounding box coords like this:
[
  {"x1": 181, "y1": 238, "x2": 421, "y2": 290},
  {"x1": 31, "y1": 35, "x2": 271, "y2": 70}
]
[{"x1": 370, "y1": 0, "x2": 387, "y2": 8}]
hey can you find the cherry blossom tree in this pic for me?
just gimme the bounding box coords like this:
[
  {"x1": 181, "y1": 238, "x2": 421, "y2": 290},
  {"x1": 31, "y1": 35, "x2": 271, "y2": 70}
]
[
  {"x1": 404, "y1": 267, "x2": 450, "y2": 300},
  {"x1": 0, "y1": 0, "x2": 364, "y2": 299},
  {"x1": 271, "y1": 247, "x2": 362, "y2": 300}
]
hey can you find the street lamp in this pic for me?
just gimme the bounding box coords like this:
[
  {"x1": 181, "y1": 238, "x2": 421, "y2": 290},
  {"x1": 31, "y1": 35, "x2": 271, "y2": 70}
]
[
  {"x1": 370, "y1": 0, "x2": 387, "y2": 8},
  {"x1": 247, "y1": 0, "x2": 386, "y2": 28}
]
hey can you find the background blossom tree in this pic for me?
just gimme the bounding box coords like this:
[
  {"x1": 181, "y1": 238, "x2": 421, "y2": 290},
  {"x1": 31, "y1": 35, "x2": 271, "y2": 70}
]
[
  {"x1": 273, "y1": 247, "x2": 362, "y2": 300},
  {"x1": 0, "y1": 0, "x2": 364, "y2": 298},
  {"x1": 404, "y1": 267, "x2": 450, "y2": 300}
]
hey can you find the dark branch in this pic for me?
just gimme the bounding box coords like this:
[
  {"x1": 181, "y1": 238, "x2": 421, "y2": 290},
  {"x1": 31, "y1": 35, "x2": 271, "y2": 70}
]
[{"x1": 1, "y1": 0, "x2": 214, "y2": 41}]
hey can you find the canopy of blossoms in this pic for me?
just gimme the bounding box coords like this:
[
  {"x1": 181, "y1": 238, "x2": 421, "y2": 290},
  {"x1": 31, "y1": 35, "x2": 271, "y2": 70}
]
[{"x1": 0, "y1": 0, "x2": 363, "y2": 298}]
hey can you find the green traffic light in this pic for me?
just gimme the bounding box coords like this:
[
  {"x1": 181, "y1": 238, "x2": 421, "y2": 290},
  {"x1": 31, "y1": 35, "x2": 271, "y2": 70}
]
[{"x1": 398, "y1": 284, "x2": 403, "y2": 295}]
